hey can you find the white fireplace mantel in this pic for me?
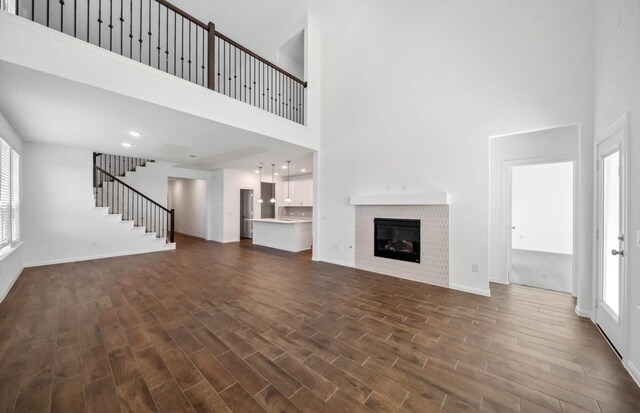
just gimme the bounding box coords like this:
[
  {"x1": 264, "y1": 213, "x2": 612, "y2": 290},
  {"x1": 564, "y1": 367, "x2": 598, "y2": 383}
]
[{"x1": 350, "y1": 192, "x2": 450, "y2": 206}]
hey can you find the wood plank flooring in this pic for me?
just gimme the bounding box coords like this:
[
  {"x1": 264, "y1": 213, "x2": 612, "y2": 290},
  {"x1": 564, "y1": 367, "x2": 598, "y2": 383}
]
[{"x1": 0, "y1": 234, "x2": 639, "y2": 412}]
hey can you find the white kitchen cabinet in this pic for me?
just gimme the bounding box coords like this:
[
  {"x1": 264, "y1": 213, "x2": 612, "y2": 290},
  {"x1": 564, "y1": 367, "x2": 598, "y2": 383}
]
[{"x1": 280, "y1": 179, "x2": 313, "y2": 206}]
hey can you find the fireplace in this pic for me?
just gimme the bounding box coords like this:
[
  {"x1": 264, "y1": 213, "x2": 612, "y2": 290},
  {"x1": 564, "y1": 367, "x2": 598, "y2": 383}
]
[{"x1": 374, "y1": 218, "x2": 421, "y2": 263}]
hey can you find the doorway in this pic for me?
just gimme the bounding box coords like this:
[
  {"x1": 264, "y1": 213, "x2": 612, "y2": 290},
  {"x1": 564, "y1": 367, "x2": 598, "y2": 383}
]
[
  {"x1": 507, "y1": 162, "x2": 574, "y2": 293},
  {"x1": 240, "y1": 189, "x2": 254, "y2": 239},
  {"x1": 595, "y1": 117, "x2": 627, "y2": 354}
]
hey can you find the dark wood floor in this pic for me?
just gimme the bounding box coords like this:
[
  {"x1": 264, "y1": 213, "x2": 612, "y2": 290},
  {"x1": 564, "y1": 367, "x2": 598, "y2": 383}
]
[{"x1": 1, "y1": 234, "x2": 639, "y2": 413}]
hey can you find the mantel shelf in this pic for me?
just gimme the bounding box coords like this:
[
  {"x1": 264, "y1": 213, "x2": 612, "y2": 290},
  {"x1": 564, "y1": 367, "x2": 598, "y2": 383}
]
[{"x1": 350, "y1": 193, "x2": 450, "y2": 206}]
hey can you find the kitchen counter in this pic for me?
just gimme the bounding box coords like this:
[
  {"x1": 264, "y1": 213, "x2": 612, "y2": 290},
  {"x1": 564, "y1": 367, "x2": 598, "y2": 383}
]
[
  {"x1": 247, "y1": 218, "x2": 312, "y2": 224},
  {"x1": 246, "y1": 219, "x2": 312, "y2": 252}
]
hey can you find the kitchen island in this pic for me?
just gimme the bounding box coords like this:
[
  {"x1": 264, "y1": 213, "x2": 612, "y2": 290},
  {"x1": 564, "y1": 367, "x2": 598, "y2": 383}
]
[{"x1": 246, "y1": 219, "x2": 312, "y2": 252}]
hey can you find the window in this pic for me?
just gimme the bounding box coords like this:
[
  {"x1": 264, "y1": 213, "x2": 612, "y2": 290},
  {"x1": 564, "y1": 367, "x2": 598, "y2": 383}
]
[
  {"x1": 11, "y1": 149, "x2": 19, "y2": 243},
  {"x1": 0, "y1": 138, "x2": 19, "y2": 248}
]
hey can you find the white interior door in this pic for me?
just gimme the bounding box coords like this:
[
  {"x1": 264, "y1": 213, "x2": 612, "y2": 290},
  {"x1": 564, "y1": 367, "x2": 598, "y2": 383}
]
[{"x1": 596, "y1": 125, "x2": 626, "y2": 353}]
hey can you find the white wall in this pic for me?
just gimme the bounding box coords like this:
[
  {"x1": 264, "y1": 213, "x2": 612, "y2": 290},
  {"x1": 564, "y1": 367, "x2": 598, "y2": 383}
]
[
  {"x1": 0, "y1": 110, "x2": 23, "y2": 302},
  {"x1": 511, "y1": 162, "x2": 573, "y2": 254},
  {"x1": 168, "y1": 178, "x2": 208, "y2": 239},
  {"x1": 315, "y1": 0, "x2": 594, "y2": 296},
  {"x1": 594, "y1": 0, "x2": 640, "y2": 384},
  {"x1": 22, "y1": 143, "x2": 172, "y2": 266}
]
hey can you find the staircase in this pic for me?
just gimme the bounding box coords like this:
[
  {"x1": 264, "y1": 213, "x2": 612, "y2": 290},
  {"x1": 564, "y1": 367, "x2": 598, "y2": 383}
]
[{"x1": 93, "y1": 152, "x2": 175, "y2": 244}]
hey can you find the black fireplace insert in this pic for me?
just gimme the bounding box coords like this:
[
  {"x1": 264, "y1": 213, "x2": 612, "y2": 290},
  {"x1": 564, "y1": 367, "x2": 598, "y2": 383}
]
[{"x1": 374, "y1": 218, "x2": 421, "y2": 263}]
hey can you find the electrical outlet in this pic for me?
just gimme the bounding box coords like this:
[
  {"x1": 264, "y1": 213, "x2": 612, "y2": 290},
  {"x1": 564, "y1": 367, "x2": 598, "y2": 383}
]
[
  {"x1": 91, "y1": 240, "x2": 97, "y2": 246},
  {"x1": 471, "y1": 263, "x2": 480, "y2": 273}
]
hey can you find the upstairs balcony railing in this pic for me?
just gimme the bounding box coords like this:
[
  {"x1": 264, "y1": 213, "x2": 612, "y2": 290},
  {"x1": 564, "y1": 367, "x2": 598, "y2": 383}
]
[{"x1": 1, "y1": 0, "x2": 307, "y2": 124}]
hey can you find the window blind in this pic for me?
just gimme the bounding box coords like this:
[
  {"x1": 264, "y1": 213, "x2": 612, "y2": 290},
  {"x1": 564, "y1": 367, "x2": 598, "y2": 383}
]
[
  {"x1": 0, "y1": 140, "x2": 10, "y2": 247},
  {"x1": 11, "y1": 149, "x2": 19, "y2": 243}
]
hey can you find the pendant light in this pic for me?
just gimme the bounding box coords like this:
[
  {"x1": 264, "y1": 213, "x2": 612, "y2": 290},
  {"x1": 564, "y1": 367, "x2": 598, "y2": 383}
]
[
  {"x1": 285, "y1": 161, "x2": 292, "y2": 203},
  {"x1": 257, "y1": 166, "x2": 264, "y2": 203},
  {"x1": 270, "y1": 164, "x2": 277, "y2": 203}
]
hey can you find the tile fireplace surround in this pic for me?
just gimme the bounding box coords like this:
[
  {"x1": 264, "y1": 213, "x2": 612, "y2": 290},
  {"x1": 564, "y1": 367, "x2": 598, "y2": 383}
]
[{"x1": 355, "y1": 205, "x2": 449, "y2": 286}]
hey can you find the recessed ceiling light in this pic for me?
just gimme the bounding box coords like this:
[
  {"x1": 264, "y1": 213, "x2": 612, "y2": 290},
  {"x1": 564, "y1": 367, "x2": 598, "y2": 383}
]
[
  {"x1": 129, "y1": 131, "x2": 142, "y2": 137},
  {"x1": 188, "y1": 154, "x2": 197, "y2": 158},
  {"x1": 254, "y1": 170, "x2": 260, "y2": 174},
  {"x1": 282, "y1": 165, "x2": 288, "y2": 169},
  {"x1": 122, "y1": 142, "x2": 132, "y2": 148},
  {"x1": 300, "y1": 169, "x2": 306, "y2": 173},
  {"x1": 274, "y1": 172, "x2": 279, "y2": 176}
]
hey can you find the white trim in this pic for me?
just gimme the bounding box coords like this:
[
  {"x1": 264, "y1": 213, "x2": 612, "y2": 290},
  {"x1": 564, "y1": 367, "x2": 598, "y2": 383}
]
[
  {"x1": 0, "y1": 265, "x2": 23, "y2": 303},
  {"x1": 575, "y1": 305, "x2": 592, "y2": 318},
  {"x1": 625, "y1": 360, "x2": 640, "y2": 388},
  {"x1": 0, "y1": 240, "x2": 22, "y2": 261},
  {"x1": 448, "y1": 283, "x2": 491, "y2": 297},
  {"x1": 488, "y1": 123, "x2": 580, "y2": 140},
  {"x1": 489, "y1": 278, "x2": 509, "y2": 285},
  {"x1": 25, "y1": 244, "x2": 175, "y2": 267},
  {"x1": 350, "y1": 193, "x2": 450, "y2": 206},
  {"x1": 593, "y1": 113, "x2": 629, "y2": 358},
  {"x1": 314, "y1": 256, "x2": 355, "y2": 268}
]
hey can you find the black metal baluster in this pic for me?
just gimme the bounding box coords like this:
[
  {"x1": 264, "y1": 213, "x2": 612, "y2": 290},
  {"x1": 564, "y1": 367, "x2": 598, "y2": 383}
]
[
  {"x1": 86, "y1": 0, "x2": 89, "y2": 41},
  {"x1": 128, "y1": 0, "x2": 132, "y2": 58},
  {"x1": 201, "y1": 29, "x2": 205, "y2": 86},
  {"x1": 119, "y1": 0, "x2": 123, "y2": 54},
  {"x1": 74, "y1": 0, "x2": 77, "y2": 37},
  {"x1": 156, "y1": 2, "x2": 160, "y2": 68},
  {"x1": 228, "y1": 42, "x2": 231, "y2": 95},
  {"x1": 32, "y1": 0, "x2": 35, "y2": 21},
  {"x1": 97, "y1": 0, "x2": 102, "y2": 46},
  {"x1": 138, "y1": 0, "x2": 142, "y2": 61},
  {"x1": 147, "y1": 0, "x2": 151, "y2": 65},
  {"x1": 195, "y1": 26, "x2": 198, "y2": 84},
  {"x1": 47, "y1": 0, "x2": 50, "y2": 27},
  {"x1": 217, "y1": 37, "x2": 221, "y2": 93},
  {"x1": 221, "y1": 38, "x2": 224, "y2": 94},
  {"x1": 108, "y1": 0, "x2": 113, "y2": 51},
  {"x1": 59, "y1": 0, "x2": 64, "y2": 33},
  {"x1": 188, "y1": 21, "x2": 192, "y2": 81},
  {"x1": 173, "y1": 12, "x2": 176, "y2": 74},
  {"x1": 233, "y1": 46, "x2": 237, "y2": 98},
  {"x1": 243, "y1": 51, "x2": 247, "y2": 102},
  {"x1": 180, "y1": 16, "x2": 184, "y2": 77},
  {"x1": 165, "y1": 7, "x2": 168, "y2": 72}
]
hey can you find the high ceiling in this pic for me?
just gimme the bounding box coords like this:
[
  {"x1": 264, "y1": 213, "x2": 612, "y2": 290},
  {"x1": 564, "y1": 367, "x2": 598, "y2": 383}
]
[{"x1": 0, "y1": 61, "x2": 314, "y2": 174}]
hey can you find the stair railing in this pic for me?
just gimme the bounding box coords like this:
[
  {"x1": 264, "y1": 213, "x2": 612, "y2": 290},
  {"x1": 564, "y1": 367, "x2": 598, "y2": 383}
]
[
  {"x1": 94, "y1": 163, "x2": 174, "y2": 243},
  {"x1": 4, "y1": 0, "x2": 307, "y2": 124}
]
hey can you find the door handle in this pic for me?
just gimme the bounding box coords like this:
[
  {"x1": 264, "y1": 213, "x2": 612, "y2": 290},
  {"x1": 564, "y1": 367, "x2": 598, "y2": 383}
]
[{"x1": 611, "y1": 249, "x2": 624, "y2": 257}]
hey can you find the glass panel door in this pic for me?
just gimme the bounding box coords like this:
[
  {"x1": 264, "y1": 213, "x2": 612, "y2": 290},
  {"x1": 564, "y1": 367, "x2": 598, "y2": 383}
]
[{"x1": 602, "y1": 151, "x2": 620, "y2": 316}]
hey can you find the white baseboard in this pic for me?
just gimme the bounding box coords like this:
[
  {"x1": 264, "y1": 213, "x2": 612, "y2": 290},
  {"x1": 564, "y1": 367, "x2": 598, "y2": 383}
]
[
  {"x1": 0, "y1": 266, "x2": 24, "y2": 304},
  {"x1": 448, "y1": 283, "x2": 491, "y2": 297},
  {"x1": 25, "y1": 245, "x2": 175, "y2": 268},
  {"x1": 314, "y1": 256, "x2": 355, "y2": 268},
  {"x1": 624, "y1": 360, "x2": 640, "y2": 388},
  {"x1": 489, "y1": 278, "x2": 509, "y2": 285},
  {"x1": 575, "y1": 305, "x2": 592, "y2": 318}
]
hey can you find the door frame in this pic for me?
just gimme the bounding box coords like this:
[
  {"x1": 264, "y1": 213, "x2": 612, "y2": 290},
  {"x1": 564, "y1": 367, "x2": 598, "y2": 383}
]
[
  {"x1": 593, "y1": 113, "x2": 629, "y2": 358},
  {"x1": 239, "y1": 188, "x2": 254, "y2": 239},
  {"x1": 500, "y1": 155, "x2": 578, "y2": 295}
]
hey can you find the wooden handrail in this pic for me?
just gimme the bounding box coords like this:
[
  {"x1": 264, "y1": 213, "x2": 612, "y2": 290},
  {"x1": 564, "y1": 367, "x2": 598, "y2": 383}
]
[
  {"x1": 155, "y1": 0, "x2": 208, "y2": 30},
  {"x1": 215, "y1": 31, "x2": 307, "y2": 87},
  {"x1": 95, "y1": 165, "x2": 171, "y2": 213}
]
